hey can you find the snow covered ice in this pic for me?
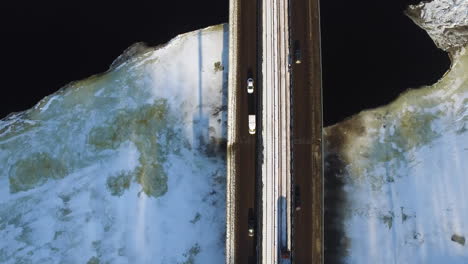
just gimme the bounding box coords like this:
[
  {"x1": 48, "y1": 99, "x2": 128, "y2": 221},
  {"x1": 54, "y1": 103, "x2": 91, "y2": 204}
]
[
  {"x1": 0, "y1": 24, "x2": 228, "y2": 263},
  {"x1": 324, "y1": 1, "x2": 468, "y2": 262}
]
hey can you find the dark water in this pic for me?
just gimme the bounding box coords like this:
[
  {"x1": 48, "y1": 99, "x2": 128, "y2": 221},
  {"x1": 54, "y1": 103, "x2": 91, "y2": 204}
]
[
  {"x1": 0, "y1": 1, "x2": 228, "y2": 119},
  {"x1": 0, "y1": 0, "x2": 451, "y2": 124},
  {"x1": 321, "y1": 0, "x2": 451, "y2": 126}
]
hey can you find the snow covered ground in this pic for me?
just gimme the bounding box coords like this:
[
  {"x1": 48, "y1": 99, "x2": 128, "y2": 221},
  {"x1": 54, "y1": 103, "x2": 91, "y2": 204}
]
[
  {"x1": 324, "y1": 1, "x2": 468, "y2": 262},
  {"x1": 0, "y1": 24, "x2": 228, "y2": 264}
]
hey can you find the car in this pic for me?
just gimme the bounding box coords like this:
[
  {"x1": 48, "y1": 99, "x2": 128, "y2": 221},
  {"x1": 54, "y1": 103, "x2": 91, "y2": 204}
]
[
  {"x1": 295, "y1": 49, "x2": 302, "y2": 64},
  {"x1": 294, "y1": 40, "x2": 302, "y2": 64},
  {"x1": 295, "y1": 185, "x2": 301, "y2": 211},
  {"x1": 248, "y1": 208, "x2": 255, "y2": 237},
  {"x1": 247, "y1": 78, "x2": 254, "y2": 94},
  {"x1": 248, "y1": 114, "x2": 256, "y2": 135}
]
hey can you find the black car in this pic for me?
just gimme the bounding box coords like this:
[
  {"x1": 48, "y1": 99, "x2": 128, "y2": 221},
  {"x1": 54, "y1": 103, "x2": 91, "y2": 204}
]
[
  {"x1": 248, "y1": 208, "x2": 255, "y2": 237},
  {"x1": 294, "y1": 40, "x2": 302, "y2": 64},
  {"x1": 295, "y1": 185, "x2": 301, "y2": 211}
]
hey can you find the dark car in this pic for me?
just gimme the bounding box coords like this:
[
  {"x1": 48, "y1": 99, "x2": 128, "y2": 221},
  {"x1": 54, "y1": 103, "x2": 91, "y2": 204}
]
[
  {"x1": 295, "y1": 185, "x2": 301, "y2": 211},
  {"x1": 294, "y1": 40, "x2": 302, "y2": 64},
  {"x1": 248, "y1": 208, "x2": 255, "y2": 237}
]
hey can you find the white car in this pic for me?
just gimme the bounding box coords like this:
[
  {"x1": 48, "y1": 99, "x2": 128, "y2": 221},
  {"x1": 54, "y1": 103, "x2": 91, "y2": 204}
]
[
  {"x1": 248, "y1": 223, "x2": 254, "y2": 237},
  {"x1": 247, "y1": 78, "x2": 254, "y2": 94},
  {"x1": 248, "y1": 114, "x2": 256, "y2": 135}
]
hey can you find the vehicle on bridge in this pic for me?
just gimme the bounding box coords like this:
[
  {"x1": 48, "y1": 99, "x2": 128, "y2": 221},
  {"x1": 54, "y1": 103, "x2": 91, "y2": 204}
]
[
  {"x1": 248, "y1": 114, "x2": 256, "y2": 135},
  {"x1": 295, "y1": 185, "x2": 301, "y2": 211},
  {"x1": 247, "y1": 78, "x2": 254, "y2": 94},
  {"x1": 248, "y1": 208, "x2": 255, "y2": 237},
  {"x1": 294, "y1": 40, "x2": 302, "y2": 64},
  {"x1": 247, "y1": 79, "x2": 256, "y2": 135}
]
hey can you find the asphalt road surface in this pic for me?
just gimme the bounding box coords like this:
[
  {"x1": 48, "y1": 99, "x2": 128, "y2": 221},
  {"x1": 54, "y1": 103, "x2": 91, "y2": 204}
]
[
  {"x1": 234, "y1": 0, "x2": 260, "y2": 263},
  {"x1": 290, "y1": 0, "x2": 324, "y2": 263}
]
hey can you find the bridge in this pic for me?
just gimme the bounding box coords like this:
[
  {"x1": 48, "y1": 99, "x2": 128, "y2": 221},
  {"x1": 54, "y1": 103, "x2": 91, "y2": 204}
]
[{"x1": 226, "y1": 0, "x2": 323, "y2": 263}]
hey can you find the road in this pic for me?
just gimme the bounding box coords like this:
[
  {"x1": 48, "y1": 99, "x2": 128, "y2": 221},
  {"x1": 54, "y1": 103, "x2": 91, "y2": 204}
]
[
  {"x1": 290, "y1": 0, "x2": 324, "y2": 263},
  {"x1": 227, "y1": 0, "x2": 260, "y2": 263}
]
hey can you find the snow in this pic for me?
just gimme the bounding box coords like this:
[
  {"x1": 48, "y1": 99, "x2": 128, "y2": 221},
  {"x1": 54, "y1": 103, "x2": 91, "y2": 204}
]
[
  {"x1": 406, "y1": 0, "x2": 468, "y2": 55},
  {"x1": 39, "y1": 95, "x2": 59, "y2": 112},
  {"x1": 0, "y1": 24, "x2": 228, "y2": 263},
  {"x1": 344, "y1": 130, "x2": 468, "y2": 263},
  {"x1": 324, "y1": 42, "x2": 468, "y2": 264}
]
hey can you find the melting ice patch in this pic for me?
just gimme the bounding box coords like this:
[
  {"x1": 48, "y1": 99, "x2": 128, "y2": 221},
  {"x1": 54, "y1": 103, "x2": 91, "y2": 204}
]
[{"x1": 0, "y1": 24, "x2": 228, "y2": 263}]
